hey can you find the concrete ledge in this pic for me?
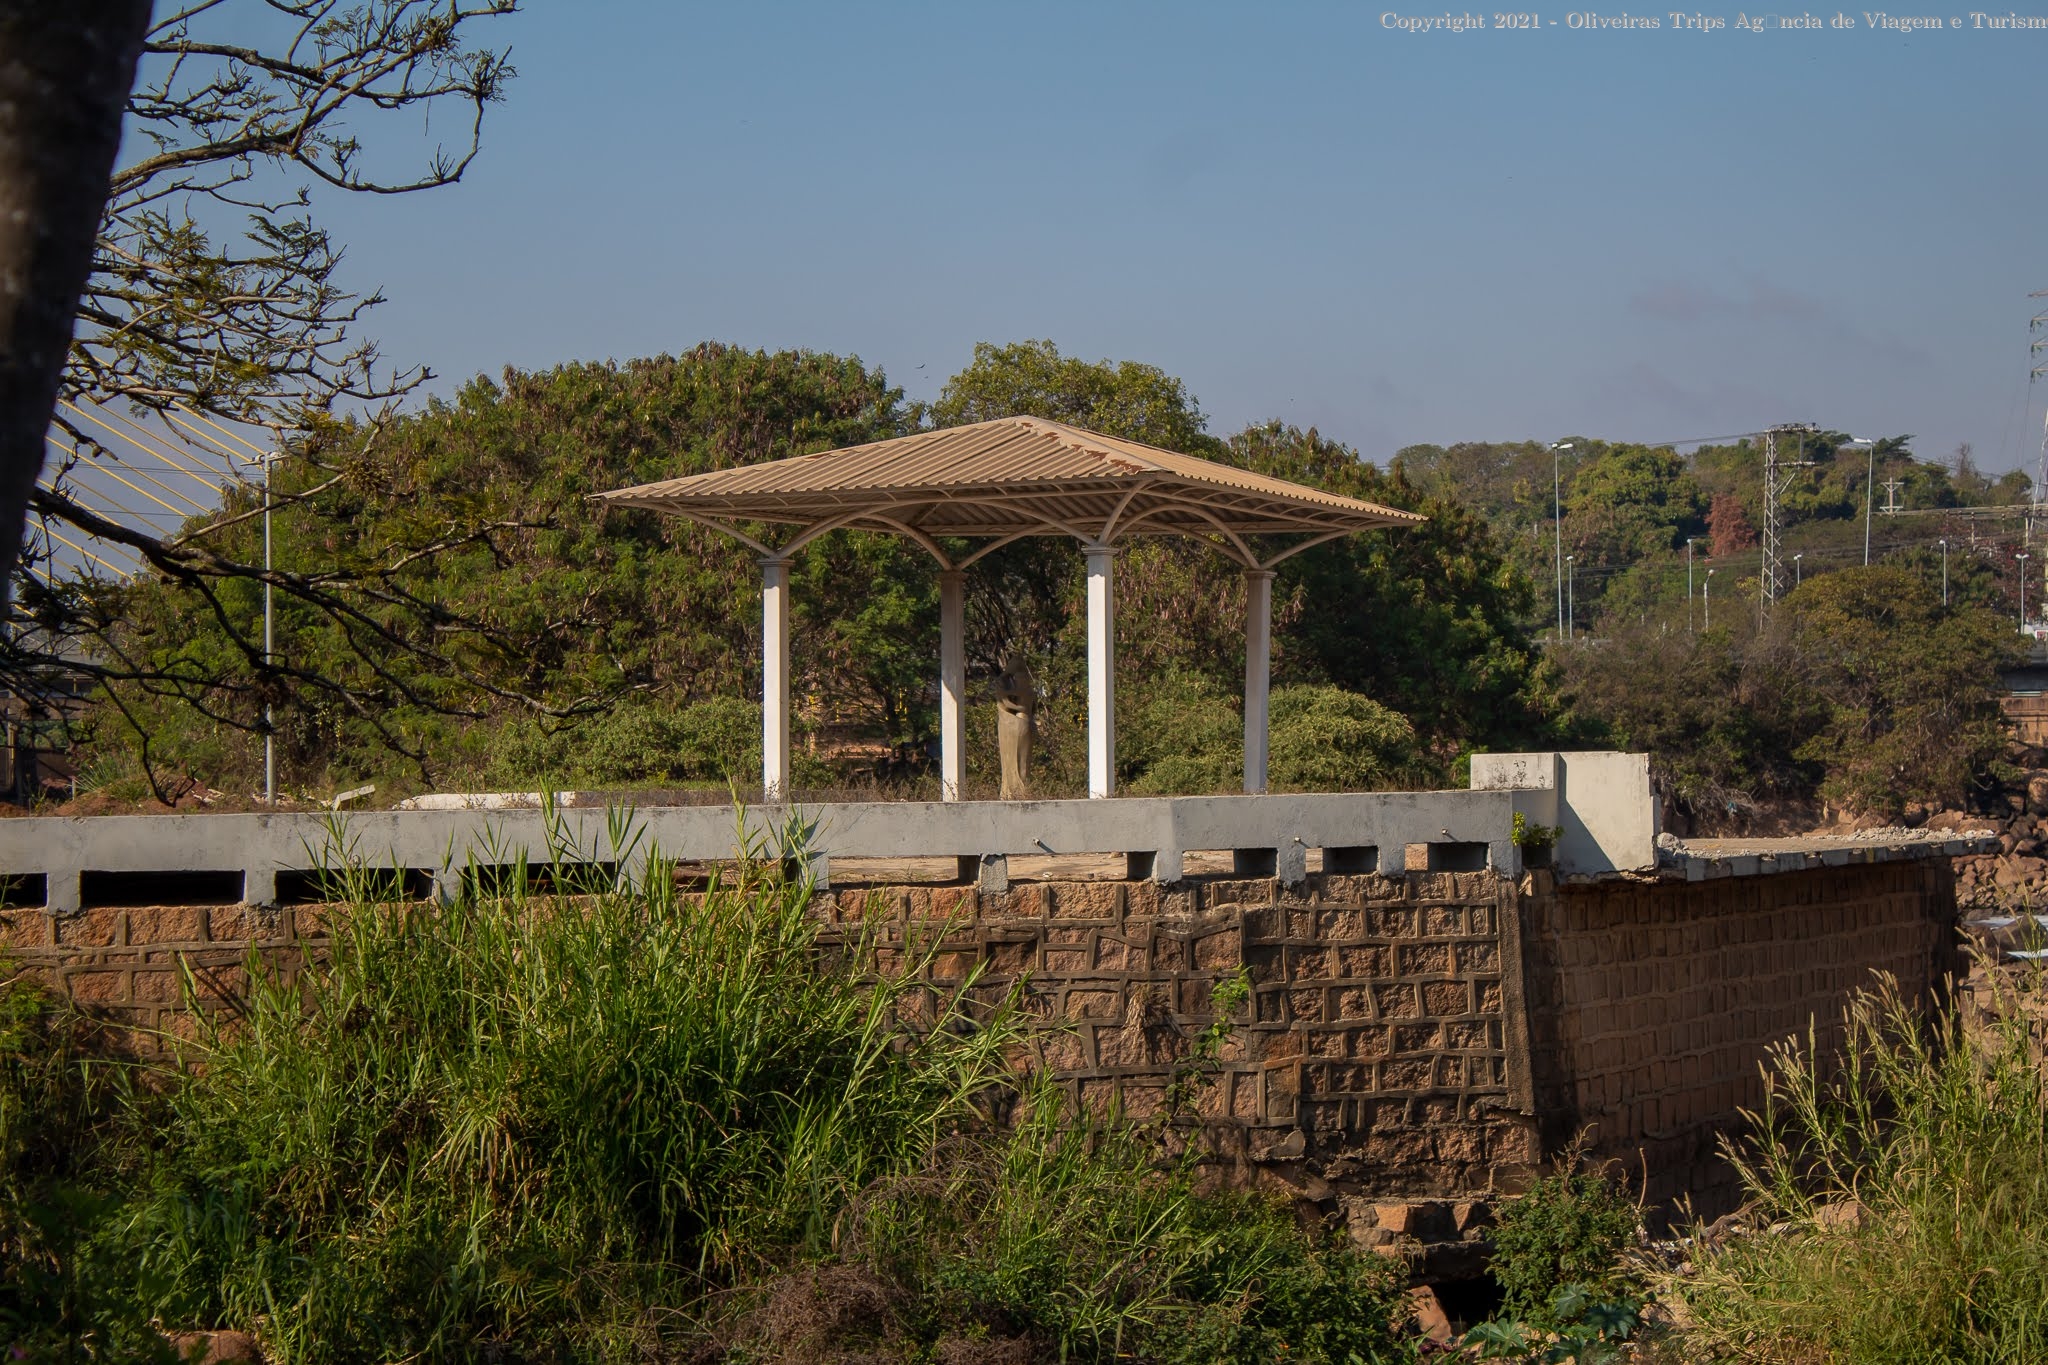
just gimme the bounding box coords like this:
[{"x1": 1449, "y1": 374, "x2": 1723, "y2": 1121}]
[{"x1": 1662, "y1": 833, "x2": 1997, "y2": 885}]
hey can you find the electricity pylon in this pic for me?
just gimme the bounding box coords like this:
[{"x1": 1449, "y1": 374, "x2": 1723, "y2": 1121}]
[{"x1": 1761, "y1": 422, "x2": 1818, "y2": 611}]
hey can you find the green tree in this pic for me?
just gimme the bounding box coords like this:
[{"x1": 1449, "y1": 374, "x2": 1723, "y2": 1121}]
[
  {"x1": 1783, "y1": 565, "x2": 2021, "y2": 818},
  {"x1": 1228, "y1": 421, "x2": 1562, "y2": 760},
  {"x1": 83, "y1": 346, "x2": 914, "y2": 792}
]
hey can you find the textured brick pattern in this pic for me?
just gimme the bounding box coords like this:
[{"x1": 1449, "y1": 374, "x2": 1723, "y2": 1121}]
[
  {"x1": 815, "y1": 870, "x2": 1538, "y2": 1195},
  {"x1": 0, "y1": 858, "x2": 1961, "y2": 1224},
  {"x1": 1518, "y1": 862, "x2": 1961, "y2": 1213},
  {"x1": 0, "y1": 903, "x2": 327, "y2": 1045}
]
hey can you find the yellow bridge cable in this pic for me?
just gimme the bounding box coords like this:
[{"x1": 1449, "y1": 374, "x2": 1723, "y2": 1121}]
[
  {"x1": 58, "y1": 400, "x2": 232, "y2": 497},
  {"x1": 89, "y1": 400, "x2": 243, "y2": 489},
  {"x1": 166, "y1": 402, "x2": 270, "y2": 462},
  {"x1": 43, "y1": 437, "x2": 194, "y2": 519},
  {"x1": 41, "y1": 522, "x2": 140, "y2": 578}
]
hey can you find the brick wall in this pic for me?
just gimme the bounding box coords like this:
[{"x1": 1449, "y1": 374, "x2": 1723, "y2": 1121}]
[
  {"x1": 815, "y1": 870, "x2": 1542, "y2": 1206},
  {"x1": 0, "y1": 902, "x2": 327, "y2": 1046},
  {"x1": 1, "y1": 858, "x2": 1963, "y2": 1235},
  {"x1": 1517, "y1": 861, "x2": 1962, "y2": 1214}
]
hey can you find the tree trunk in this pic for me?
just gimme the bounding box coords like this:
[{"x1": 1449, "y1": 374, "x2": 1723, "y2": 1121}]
[{"x1": 0, "y1": 2, "x2": 150, "y2": 606}]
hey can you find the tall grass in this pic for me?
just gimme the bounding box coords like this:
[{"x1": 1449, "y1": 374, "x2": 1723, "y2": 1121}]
[
  {"x1": 0, "y1": 820, "x2": 1420, "y2": 1364},
  {"x1": 1677, "y1": 971, "x2": 2048, "y2": 1364},
  {"x1": 835, "y1": 1083, "x2": 1413, "y2": 1363},
  {"x1": 116, "y1": 843, "x2": 1021, "y2": 1362}
]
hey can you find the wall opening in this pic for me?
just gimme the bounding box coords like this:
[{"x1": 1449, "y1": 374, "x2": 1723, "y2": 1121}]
[
  {"x1": 275, "y1": 867, "x2": 435, "y2": 905},
  {"x1": 0, "y1": 873, "x2": 47, "y2": 909},
  {"x1": 1428, "y1": 842, "x2": 1490, "y2": 873},
  {"x1": 1322, "y1": 846, "x2": 1379, "y2": 875},
  {"x1": 79, "y1": 869, "x2": 244, "y2": 908}
]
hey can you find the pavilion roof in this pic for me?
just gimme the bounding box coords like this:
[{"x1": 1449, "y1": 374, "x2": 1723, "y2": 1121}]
[{"x1": 595, "y1": 416, "x2": 1423, "y2": 568}]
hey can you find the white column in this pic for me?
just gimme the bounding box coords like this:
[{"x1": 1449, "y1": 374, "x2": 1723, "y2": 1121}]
[
  {"x1": 1085, "y1": 544, "x2": 1115, "y2": 799},
  {"x1": 761, "y1": 556, "x2": 791, "y2": 800},
  {"x1": 939, "y1": 569, "x2": 965, "y2": 802},
  {"x1": 1244, "y1": 568, "x2": 1274, "y2": 794}
]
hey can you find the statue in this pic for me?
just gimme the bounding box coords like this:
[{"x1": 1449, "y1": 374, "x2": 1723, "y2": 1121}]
[{"x1": 995, "y1": 651, "x2": 1037, "y2": 800}]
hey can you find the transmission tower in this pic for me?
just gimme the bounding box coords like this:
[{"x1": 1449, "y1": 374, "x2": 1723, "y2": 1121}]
[{"x1": 1761, "y1": 422, "x2": 1818, "y2": 609}]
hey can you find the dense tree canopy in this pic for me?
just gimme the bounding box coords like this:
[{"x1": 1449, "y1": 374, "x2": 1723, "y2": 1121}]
[{"x1": 76, "y1": 340, "x2": 1566, "y2": 799}]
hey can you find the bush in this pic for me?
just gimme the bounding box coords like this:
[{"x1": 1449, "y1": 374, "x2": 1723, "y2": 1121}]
[
  {"x1": 485, "y1": 695, "x2": 766, "y2": 788},
  {"x1": 0, "y1": 967, "x2": 170, "y2": 1362},
  {"x1": 1677, "y1": 974, "x2": 2048, "y2": 1363},
  {"x1": 1122, "y1": 671, "x2": 1242, "y2": 795},
  {"x1": 1486, "y1": 1154, "x2": 1641, "y2": 1327},
  {"x1": 1268, "y1": 685, "x2": 1421, "y2": 792}
]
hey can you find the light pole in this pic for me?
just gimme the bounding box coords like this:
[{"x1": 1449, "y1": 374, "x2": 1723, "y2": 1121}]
[
  {"x1": 1939, "y1": 538, "x2": 1949, "y2": 605},
  {"x1": 1551, "y1": 442, "x2": 1573, "y2": 641},
  {"x1": 2021, "y1": 552, "x2": 2032, "y2": 633},
  {"x1": 1686, "y1": 537, "x2": 1697, "y2": 632},
  {"x1": 1793, "y1": 552, "x2": 1803, "y2": 588},
  {"x1": 262, "y1": 451, "x2": 277, "y2": 805},
  {"x1": 1844, "y1": 437, "x2": 1878, "y2": 565},
  {"x1": 1566, "y1": 554, "x2": 1576, "y2": 640},
  {"x1": 1704, "y1": 567, "x2": 1716, "y2": 629}
]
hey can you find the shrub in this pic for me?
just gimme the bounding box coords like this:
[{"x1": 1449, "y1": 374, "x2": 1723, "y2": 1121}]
[
  {"x1": 1122, "y1": 670, "x2": 1242, "y2": 795},
  {"x1": 0, "y1": 967, "x2": 170, "y2": 1362},
  {"x1": 1268, "y1": 685, "x2": 1421, "y2": 792},
  {"x1": 1677, "y1": 973, "x2": 2048, "y2": 1363},
  {"x1": 1486, "y1": 1152, "x2": 1641, "y2": 1327}
]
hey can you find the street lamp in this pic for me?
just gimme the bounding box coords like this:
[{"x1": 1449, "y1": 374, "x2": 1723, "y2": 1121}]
[
  {"x1": 261, "y1": 450, "x2": 279, "y2": 805},
  {"x1": 1704, "y1": 567, "x2": 1716, "y2": 629},
  {"x1": 1793, "y1": 552, "x2": 1803, "y2": 588},
  {"x1": 2020, "y1": 552, "x2": 2032, "y2": 633},
  {"x1": 1938, "y1": 538, "x2": 1949, "y2": 605},
  {"x1": 1843, "y1": 437, "x2": 1877, "y2": 565},
  {"x1": 1686, "y1": 537, "x2": 1698, "y2": 632},
  {"x1": 1550, "y1": 442, "x2": 1574, "y2": 641},
  {"x1": 1565, "y1": 554, "x2": 1576, "y2": 640}
]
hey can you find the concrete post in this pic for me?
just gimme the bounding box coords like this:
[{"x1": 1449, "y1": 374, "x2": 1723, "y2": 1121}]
[
  {"x1": 761, "y1": 555, "x2": 792, "y2": 800},
  {"x1": 1244, "y1": 568, "x2": 1274, "y2": 794},
  {"x1": 939, "y1": 569, "x2": 965, "y2": 802},
  {"x1": 1085, "y1": 544, "x2": 1115, "y2": 799}
]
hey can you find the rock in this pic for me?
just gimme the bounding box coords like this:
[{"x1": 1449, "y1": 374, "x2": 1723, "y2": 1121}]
[
  {"x1": 1408, "y1": 1286, "x2": 1454, "y2": 1344},
  {"x1": 1814, "y1": 1199, "x2": 1865, "y2": 1231},
  {"x1": 2027, "y1": 775, "x2": 2048, "y2": 813},
  {"x1": 164, "y1": 1332, "x2": 263, "y2": 1365}
]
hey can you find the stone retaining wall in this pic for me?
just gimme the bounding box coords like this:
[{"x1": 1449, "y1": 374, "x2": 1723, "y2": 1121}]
[{"x1": 0, "y1": 858, "x2": 1964, "y2": 1268}]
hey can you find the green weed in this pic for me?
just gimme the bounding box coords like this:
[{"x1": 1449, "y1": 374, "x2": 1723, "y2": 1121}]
[{"x1": 1676, "y1": 971, "x2": 2048, "y2": 1364}]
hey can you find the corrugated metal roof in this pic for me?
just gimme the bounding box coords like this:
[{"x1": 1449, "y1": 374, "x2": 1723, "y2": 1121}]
[{"x1": 595, "y1": 416, "x2": 1423, "y2": 564}]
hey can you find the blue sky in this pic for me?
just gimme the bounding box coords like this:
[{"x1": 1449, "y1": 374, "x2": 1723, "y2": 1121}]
[{"x1": 307, "y1": 1, "x2": 2048, "y2": 470}]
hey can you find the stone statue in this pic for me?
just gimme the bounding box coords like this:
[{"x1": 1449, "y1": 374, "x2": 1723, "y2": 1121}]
[{"x1": 995, "y1": 651, "x2": 1037, "y2": 800}]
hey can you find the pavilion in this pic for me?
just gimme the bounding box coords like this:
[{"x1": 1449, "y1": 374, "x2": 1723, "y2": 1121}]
[{"x1": 596, "y1": 416, "x2": 1422, "y2": 800}]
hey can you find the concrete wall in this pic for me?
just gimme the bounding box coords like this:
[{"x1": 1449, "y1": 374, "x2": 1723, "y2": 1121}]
[{"x1": 0, "y1": 751, "x2": 1660, "y2": 916}]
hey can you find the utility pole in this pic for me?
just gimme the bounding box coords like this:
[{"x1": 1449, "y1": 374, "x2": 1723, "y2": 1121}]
[
  {"x1": 1686, "y1": 538, "x2": 1697, "y2": 632},
  {"x1": 263, "y1": 451, "x2": 277, "y2": 806},
  {"x1": 1760, "y1": 423, "x2": 1816, "y2": 612},
  {"x1": 1566, "y1": 555, "x2": 1576, "y2": 640},
  {"x1": 1551, "y1": 442, "x2": 1573, "y2": 642},
  {"x1": 1881, "y1": 476, "x2": 1905, "y2": 516}
]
